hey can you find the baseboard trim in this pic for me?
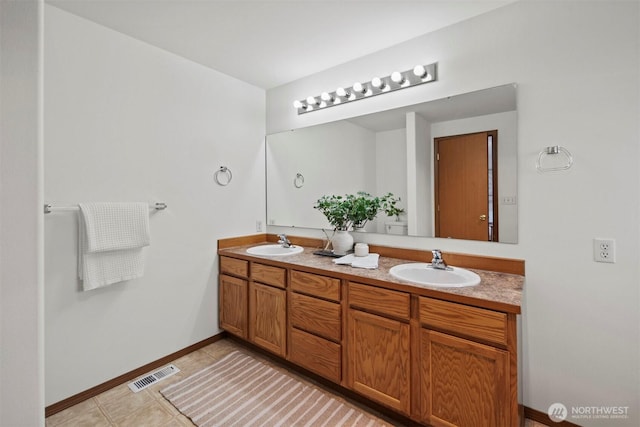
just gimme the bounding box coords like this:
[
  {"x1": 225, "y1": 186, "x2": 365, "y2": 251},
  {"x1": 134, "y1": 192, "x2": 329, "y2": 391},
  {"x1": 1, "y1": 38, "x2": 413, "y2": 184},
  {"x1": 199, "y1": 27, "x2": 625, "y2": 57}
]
[
  {"x1": 45, "y1": 332, "x2": 227, "y2": 418},
  {"x1": 524, "y1": 405, "x2": 582, "y2": 427}
]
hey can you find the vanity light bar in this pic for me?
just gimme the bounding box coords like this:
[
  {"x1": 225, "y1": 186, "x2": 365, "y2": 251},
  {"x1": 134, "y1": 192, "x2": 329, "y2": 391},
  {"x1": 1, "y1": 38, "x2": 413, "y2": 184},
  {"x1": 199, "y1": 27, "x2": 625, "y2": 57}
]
[{"x1": 293, "y1": 62, "x2": 437, "y2": 115}]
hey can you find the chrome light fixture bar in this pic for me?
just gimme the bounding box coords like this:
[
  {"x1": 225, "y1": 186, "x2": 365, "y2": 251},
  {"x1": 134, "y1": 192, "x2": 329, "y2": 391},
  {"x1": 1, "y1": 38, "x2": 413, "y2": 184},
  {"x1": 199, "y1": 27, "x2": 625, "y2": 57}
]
[{"x1": 293, "y1": 62, "x2": 437, "y2": 114}]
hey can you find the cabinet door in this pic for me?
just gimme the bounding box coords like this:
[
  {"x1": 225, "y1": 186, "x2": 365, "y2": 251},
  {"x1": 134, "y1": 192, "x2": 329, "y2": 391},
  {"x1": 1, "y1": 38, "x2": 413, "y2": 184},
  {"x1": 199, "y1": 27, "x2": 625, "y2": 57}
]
[
  {"x1": 348, "y1": 309, "x2": 410, "y2": 414},
  {"x1": 421, "y1": 329, "x2": 509, "y2": 427},
  {"x1": 249, "y1": 282, "x2": 286, "y2": 356},
  {"x1": 219, "y1": 274, "x2": 248, "y2": 338}
]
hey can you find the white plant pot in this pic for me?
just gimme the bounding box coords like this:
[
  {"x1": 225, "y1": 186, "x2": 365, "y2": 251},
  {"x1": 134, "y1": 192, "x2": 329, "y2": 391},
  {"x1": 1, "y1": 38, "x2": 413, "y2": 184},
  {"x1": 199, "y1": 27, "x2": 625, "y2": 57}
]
[{"x1": 332, "y1": 230, "x2": 354, "y2": 255}]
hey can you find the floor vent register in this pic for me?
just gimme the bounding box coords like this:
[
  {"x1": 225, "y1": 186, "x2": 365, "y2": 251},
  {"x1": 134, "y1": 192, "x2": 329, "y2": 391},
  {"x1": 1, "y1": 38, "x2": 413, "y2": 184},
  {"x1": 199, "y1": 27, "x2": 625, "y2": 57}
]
[{"x1": 128, "y1": 364, "x2": 180, "y2": 393}]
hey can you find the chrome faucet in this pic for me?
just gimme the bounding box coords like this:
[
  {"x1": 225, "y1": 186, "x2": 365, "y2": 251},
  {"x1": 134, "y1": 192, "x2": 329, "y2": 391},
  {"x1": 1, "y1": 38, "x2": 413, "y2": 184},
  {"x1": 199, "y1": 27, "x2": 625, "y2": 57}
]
[
  {"x1": 277, "y1": 234, "x2": 292, "y2": 248},
  {"x1": 430, "y1": 249, "x2": 449, "y2": 270}
]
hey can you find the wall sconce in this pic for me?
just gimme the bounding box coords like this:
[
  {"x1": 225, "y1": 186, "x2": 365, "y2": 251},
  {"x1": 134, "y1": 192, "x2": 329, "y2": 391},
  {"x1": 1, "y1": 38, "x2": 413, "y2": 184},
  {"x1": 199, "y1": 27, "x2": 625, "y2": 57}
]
[{"x1": 292, "y1": 62, "x2": 437, "y2": 114}]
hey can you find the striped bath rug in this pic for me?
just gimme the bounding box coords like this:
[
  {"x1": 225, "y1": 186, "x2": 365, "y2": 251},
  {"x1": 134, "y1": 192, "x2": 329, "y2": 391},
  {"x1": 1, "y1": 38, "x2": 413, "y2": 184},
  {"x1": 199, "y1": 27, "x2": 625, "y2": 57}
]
[{"x1": 161, "y1": 350, "x2": 392, "y2": 427}]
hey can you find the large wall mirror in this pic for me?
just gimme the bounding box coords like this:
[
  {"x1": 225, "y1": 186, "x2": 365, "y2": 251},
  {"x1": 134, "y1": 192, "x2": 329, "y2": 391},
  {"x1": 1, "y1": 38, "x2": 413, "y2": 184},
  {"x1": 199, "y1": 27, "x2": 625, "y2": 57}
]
[{"x1": 266, "y1": 84, "x2": 518, "y2": 243}]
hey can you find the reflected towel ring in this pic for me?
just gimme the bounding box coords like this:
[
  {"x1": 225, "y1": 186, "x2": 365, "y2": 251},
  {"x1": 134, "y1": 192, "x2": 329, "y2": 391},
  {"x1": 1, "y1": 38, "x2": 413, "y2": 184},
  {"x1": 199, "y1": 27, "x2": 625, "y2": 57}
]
[
  {"x1": 536, "y1": 146, "x2": 573, "y2": 172},
  {"x1": 294, "y1": 173, "x2": 305, "y2": 188},
  {"x1": 214, "y1": 166, "x2": 233, "y2": 186}
]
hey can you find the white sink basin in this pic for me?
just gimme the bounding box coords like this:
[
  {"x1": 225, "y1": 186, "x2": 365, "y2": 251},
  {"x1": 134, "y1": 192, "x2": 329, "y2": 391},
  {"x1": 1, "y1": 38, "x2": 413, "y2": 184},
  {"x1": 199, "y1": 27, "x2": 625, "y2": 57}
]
[
  {"x1": 388, "y1": 263, "x2": 481, "y2": 288},
  {"x1": 246, "y1": 244, "x2": 304, "y2": 257}
]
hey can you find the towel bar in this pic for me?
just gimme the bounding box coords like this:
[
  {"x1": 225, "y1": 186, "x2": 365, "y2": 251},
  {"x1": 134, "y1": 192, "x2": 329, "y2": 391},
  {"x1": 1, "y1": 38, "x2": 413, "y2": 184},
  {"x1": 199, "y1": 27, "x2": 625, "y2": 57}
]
[{"x1": 44, "y1": 202, "x2": 167, "y2": 214}]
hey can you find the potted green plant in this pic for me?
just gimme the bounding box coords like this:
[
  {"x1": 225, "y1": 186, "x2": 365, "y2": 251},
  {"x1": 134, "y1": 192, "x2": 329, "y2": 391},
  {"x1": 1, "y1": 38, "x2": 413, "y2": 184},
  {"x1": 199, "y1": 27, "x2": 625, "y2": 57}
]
[
  {"x1": 349, "y1": 192, "x2": 382, "y2": 231},
  {"x1": 313, "y1": 194, "x2": 354, "y2": 231},
  {"x1": 349, "y1": 192, "x2": 404, "y2": 230},
  {"x1": 314, "y1": 192, "x2": 403, "y2": 253},
  {"x1": 380, "y1": 192, "x2": 404, "y2": 221},
  {"x1": 314, "y1": 192, "x2": 404, "y2": 231},
  {"x1": 313, "y1": 194, "x2": 355, "y2": 255}
]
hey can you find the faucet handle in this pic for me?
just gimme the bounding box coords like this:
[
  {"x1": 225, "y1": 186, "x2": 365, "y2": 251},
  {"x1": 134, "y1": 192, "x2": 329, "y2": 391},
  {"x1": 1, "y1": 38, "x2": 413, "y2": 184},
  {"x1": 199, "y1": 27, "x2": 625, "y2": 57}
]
[
  {"x1": 277, "y1": 234, "x2": 291, "y2": 247},
  {"x1": 430, "y1": 249, "x2": 450, "y2": 270}
]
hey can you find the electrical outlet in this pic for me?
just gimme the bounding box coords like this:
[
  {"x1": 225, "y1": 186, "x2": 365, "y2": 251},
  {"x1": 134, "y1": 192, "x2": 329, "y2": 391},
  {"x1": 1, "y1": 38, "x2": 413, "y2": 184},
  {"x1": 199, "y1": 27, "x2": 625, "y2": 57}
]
[
  {"x1": 502, "y1": 196, "x2": 517, "y2": 205},
  {"x1": 593, "y1": 238, "x2": 615, "y2": 263},
  {"x1": 256, "y1": 220, "x2": 262, "y2": 232}
]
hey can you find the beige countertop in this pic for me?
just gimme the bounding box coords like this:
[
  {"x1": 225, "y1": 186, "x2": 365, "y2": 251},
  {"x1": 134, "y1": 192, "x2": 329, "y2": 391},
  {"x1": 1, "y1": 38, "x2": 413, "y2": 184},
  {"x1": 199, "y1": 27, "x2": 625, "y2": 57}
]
[{"x1": 219, "y1": 243, "x2": 523, "y2": 314}]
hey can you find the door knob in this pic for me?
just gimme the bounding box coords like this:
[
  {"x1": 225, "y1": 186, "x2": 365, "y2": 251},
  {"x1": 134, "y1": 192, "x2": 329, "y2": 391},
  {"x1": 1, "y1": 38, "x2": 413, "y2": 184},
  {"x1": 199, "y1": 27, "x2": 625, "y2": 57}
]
[{"x1": 479, "y1": 214, "x2": 487, "y2": 221}]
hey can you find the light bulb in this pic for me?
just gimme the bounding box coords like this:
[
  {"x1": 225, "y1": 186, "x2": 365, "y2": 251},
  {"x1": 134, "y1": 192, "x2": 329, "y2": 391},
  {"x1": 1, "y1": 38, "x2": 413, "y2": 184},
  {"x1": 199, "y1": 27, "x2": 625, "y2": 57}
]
[
  {"x1": 336, "y1": 87, "x2": 349, "y2": 97},
  {"x1": 413, "y1": 64, "x2": 427, "y2": 78},
  {"x1": 306, "y1": 96, "x2": 318, "y2": 106},
  {"x1": 391, "y1": 71, "x2": 405, "y2": 84},
  {"x1": 320, "y1": 92, "x2": 333, "y2": 102},
  {"x1": 371, "y1": 77, "x2": 386, "y2": 90},
  {"x1": 293, "y1": 100, "x2": 303, "y2": 109},
  {"x1": 353, "y1": 82, "x2": 365, "y2": 94}
]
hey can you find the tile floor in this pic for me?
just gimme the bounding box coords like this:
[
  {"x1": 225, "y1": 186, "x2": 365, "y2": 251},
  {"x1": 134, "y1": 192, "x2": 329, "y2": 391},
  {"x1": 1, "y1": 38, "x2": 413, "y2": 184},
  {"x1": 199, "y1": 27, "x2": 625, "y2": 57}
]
[{"x1": 46, "y1": 338, "x2": 549, "y2": 427}]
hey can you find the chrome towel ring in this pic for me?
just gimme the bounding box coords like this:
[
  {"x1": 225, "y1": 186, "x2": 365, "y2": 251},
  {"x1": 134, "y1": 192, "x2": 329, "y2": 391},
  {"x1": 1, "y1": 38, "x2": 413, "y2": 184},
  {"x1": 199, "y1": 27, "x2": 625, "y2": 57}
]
[
  {"x1": 214, "y1": 166, "x2": 233, "y2": 186},
  {"x1": 294, "y1": 173, "x2": 305, "y2": 188},
  {"x1": 536, "y1": 146, "x2": 573, "y2": 172}
]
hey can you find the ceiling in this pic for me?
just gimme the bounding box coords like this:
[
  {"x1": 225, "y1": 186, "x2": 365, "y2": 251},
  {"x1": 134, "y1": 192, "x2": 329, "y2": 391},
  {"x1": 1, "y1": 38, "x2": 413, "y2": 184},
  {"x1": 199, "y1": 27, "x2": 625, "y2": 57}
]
[
  {"x1": 347, "y1": 83, "x2": 517, "y2": 132},
  {"x1": 47, "y1": 0, "x2": 515, "y2": 89}
]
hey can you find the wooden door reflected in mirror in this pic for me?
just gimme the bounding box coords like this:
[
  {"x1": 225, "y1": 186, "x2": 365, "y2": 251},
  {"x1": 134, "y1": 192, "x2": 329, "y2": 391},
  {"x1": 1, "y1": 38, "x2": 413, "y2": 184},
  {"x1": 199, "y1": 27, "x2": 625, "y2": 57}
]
[{"x1": 434, "y1": 130, "x2": 498, "y2": 242}]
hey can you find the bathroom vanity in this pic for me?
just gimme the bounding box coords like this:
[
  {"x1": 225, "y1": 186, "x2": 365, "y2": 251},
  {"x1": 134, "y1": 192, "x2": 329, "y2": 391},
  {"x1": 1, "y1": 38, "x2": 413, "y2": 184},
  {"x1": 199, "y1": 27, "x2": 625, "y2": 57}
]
[{"x1": 218, "y1": 234, "x2": 524, "y2": 427}]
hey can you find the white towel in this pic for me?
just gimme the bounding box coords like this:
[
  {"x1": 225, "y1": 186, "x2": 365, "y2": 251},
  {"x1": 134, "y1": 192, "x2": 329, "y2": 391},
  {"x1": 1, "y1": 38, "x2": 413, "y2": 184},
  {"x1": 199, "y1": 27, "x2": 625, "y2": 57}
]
[
  {"x1": 333, "y1": 253, "x2": 380, "y2": 269},
  {"x1": 78, "y1": 202, "x2": 151, "y2": 291}
]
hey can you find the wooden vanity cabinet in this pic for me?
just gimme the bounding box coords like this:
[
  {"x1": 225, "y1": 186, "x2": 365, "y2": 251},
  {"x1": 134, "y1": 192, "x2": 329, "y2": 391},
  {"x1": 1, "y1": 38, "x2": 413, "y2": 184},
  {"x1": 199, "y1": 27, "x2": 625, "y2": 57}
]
[
  {"x1": 249, "y1": 263, "x2": 287, "y2": 357},
  {"x1": 288, "y1": 270, "x2": 342, "y2": 383},
  {"x1": 218, "y1": 256, "x2": 287, "y2": 356},
  {"x1": 218, "y1": 248, "x2": 521, "y2": 427},
  {"x1": 347, "y1": 282, "x2": 411, "y2": 415},
  {"x1": 219, "y1": 257, "x2": 249, "y2": 338},
  {"x1": 219, "y1": 274, "x2": 248, "y2": 338},
  {"x1": 419, "y1": 296, "x2": 512, "y2": 427}
]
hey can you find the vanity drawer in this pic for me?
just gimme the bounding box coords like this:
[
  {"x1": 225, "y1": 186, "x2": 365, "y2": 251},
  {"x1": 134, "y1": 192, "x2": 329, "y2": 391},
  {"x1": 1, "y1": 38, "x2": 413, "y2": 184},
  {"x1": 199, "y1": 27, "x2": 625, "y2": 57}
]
[
  {"x1": 291, "y1": 270, "x2": 340, "y2": 302},
  {"x1": 289, "y1": 328, "x2": 341, "y2": 383},
  {"x1": 290, "y1": 293, "x2": 341, "y2": 342},
  {"x1": 220, "y1": 256, "x2": 248, "y2": 278},
  {"x1": 252, "y1": 263, "x2": 286, "y2": 289},
  {"x1": 348, "y1": 282, "x2": 410, "y2": 320},
  {"x1": 419, "y1": 297, "x2": 507, "y2": 345}
]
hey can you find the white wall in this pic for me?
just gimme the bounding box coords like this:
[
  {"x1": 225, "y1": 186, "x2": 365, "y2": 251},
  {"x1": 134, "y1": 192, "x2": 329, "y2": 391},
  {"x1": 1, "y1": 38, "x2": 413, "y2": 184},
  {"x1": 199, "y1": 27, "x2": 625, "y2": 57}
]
[
  {"x1": 266, "y1": 120, "x2": 375, "y2": 230},
  {"x1": 267, "y1": 2, "x2": 640, "y2": 426},
  {"x1": 0, "y1": 0, "x2": 45, "y2": 426},
  {"x1": 44, "y1": 5, "x2": 265, "y2": 405},
  {"x1": 406, "y1": 112, "x2": 431, "y2": 237},
  {"x1": 374, "y1": 128, "x2": 406, "y2": 233}
]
